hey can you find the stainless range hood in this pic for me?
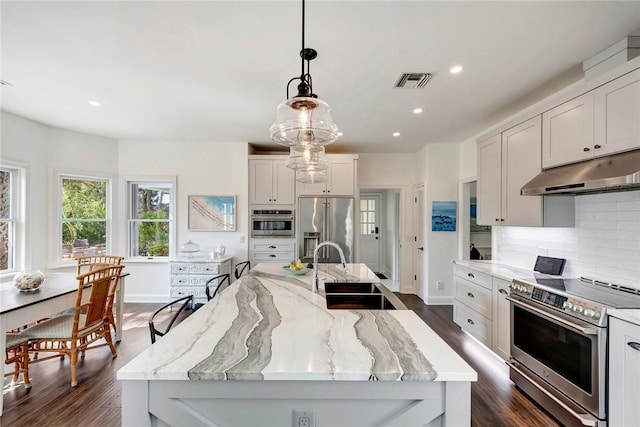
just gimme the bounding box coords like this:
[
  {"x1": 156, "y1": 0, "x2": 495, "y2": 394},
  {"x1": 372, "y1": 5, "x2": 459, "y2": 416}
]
[{"x1": 521, "y1": 149, "x2": 640, "y2": 195}]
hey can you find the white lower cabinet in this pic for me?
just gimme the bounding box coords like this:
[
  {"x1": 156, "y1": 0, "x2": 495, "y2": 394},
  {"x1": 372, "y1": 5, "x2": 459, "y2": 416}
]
[
  {"x1": 453, "y1": 264, "x2": 511, "y2": 360},
  {"x1": 608, "y1": 316, "x2": 640, "y2": 426},
  {"x1": 249, "y1": 238, "x2": 295, "y2": 265},
  {"x1": 169, "y1": 257, "x2": 232, "y2": 306}
]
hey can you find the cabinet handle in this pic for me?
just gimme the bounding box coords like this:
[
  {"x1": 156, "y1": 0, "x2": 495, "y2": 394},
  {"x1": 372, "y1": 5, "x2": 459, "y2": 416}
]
[
  {"x1": 467, "y1": 273, "x2": 475, "y2": 278},
  {"x1": 495, "y1": 218, "x2": 500, "y2": 222},
  {"x1": 467, "y1": 292, "x2": 475, "y2": 298},
  {"x1": 628, "y1": 342, "x2": 640, "y2": 351},
  {"x1": 268, "y1": 199, "x2": 272, "y2": 202},
  {"x1": 583, "y1": 147, "x2": 590, "y2": 152},
  {"x1": 500, "y1": 218, "x2": 505, "y2": 222},
  {"x1": 498, "y1": 288, "x2": 509, "y2": 295},
  {"x1": 268, "y1": 245, "x2": 276, "y2": 249},
  {"x1": 594, "y1": 144, "x2": 601, "y2": 149},
  {"x1": 268, "y1": 254, "x2": 276, "y2": 258},
  {"x1": 467, "y1": 319, "x2": 475, "y2": 325}
]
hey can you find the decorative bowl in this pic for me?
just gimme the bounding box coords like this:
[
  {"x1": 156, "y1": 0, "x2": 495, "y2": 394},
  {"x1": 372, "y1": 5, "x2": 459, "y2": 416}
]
[
  {"x1": 283, "y1": 266, "x2": 311, "y2": 275},
  {"x1": 13, "y1": 270, "x2": 46, "y2": 292}
]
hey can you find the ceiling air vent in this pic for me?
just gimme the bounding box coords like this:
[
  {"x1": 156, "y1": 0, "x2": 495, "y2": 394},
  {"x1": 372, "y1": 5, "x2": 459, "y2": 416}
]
[{"x1": 394, "y1": 73, "x2": 432, "y2": 89}]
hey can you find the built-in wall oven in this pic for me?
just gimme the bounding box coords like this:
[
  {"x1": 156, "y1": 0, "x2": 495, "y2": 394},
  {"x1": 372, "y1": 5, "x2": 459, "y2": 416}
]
[
  {"x1": 250, "y1": 209, "x2": 294, "y2": 238},
  {"x1": 508, "y1": 277, "x2": 640, "y2": 427}
]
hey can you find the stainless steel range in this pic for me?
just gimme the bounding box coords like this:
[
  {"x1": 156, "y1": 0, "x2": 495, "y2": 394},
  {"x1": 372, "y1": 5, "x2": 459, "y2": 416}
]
[{"x1": 507, "y1": 276, "x2": 640, "y2": 427}]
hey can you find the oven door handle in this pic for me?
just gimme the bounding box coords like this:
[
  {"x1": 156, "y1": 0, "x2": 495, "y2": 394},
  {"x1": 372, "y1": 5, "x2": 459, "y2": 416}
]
[
  {"x1": 507, "y1": 360, "x2": 598, "y2": 427},
  {"x1": 506, "y1": 297, "x2": 599, "y2": 336}
]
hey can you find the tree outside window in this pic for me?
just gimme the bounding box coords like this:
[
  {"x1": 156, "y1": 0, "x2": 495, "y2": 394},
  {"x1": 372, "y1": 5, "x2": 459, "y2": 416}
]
[
  {"x1": 129, "y1": 182, "x2": 172, "y2": 257},
  {"x1": 61, "y1": 177, "x2": 108, "y2": 260},
  {"x1": 0, "y1": 169, "x2": 13, "y2": 270}
]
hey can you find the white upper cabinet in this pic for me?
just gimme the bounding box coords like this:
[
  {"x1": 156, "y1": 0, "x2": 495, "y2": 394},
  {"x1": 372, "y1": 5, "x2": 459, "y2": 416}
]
[
  {"x1": 477, "y1": 116, "x2": 544, "y2": 226},
  {"x1": 249, "y1": 158, "x2": 295, "y2": 205},
  {"x1": 542, "y1": 92, "x2": 595, "y2": 168},
  {"x1": 594, "y1": 68, "x2": 640, "y2": 156},
  {"x1": 297, "y1": 155, "x2": 356, "y2": 196},
  {"x1": 543, "y1": 67, "x2": 640, "y2": 168},
  {"x1": 476, "y1": 133, "x2": 502, "y2": 226}
]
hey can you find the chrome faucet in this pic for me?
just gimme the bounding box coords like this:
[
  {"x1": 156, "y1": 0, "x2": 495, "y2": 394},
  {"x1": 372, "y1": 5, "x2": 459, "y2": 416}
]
[{"x1": 312, "y1": 241, "x2": 348, "y2": 293}]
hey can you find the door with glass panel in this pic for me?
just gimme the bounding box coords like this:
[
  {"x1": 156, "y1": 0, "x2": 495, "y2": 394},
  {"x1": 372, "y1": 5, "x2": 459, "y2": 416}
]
[{"x1": 359, "y1": 194, "x2": 381, "y2": 273}]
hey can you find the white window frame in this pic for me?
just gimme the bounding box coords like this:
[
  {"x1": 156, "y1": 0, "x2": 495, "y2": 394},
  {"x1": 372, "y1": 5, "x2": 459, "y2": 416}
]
[
  {"x1": 0, "y1": 161, "x2": 27, "y2": 276},
  {"x1": 55, "y1": 172, "x2": 113, "y2": 266},
  {"x1": 125, "y1": 176, "x2": 176, "y2": 261}
]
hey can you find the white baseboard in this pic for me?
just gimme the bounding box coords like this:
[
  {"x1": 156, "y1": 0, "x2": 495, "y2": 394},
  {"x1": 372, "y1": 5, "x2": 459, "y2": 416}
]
[
  {"x1": 124, "y1": 294, "x2": 169, "y2": 304},
  {"x1": 426, "y1": 296, "x2": 454, "y2": 305}
]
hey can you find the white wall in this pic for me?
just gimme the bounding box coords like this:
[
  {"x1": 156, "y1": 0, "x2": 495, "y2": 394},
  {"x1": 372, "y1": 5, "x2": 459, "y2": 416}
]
[
  {"x1": 415, "y1": 143, "x2": 460, "y2": 304},
  {"x1": 358, "y1": 153, "x2": 416, "y2": 293},
  {"x1": 118, "y1": 140, "x2": 249, "y2": 302},
  {"x1": 1, "y1": 111, "x2": 119, "y2": 272}
]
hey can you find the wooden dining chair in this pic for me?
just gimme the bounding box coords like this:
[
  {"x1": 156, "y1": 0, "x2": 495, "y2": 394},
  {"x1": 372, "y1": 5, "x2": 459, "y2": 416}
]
[
  {"x1": 205, "y1": 273, "x2": 231, "y2": 301},
  {"x1": 234, "y1": 261, "x2": 251, "y2": 280},
  {"x1": 21, "y1": 264, "x2": 124, "y2": 387},
  {"x1": 149, "y1": 295, "x2": 194, "y2": 344},
  {"x1": 4, "y1": 333, "x2": 31, "y2": 389},
  {"x1": 75, "y1": 254, "x2": 124, "y2": 334}
]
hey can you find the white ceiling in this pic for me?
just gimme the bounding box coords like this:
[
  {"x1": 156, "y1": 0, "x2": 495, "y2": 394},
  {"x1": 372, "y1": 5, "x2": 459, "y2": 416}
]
[{"x1": 2, "y1": 1, "x2": 640, "y2": 154}]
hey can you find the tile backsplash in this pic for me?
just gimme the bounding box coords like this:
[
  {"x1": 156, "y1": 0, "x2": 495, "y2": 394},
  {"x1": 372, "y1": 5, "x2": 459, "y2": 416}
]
[{"x1": 495, "y1": 191, "x2": 640, "y2": 290}]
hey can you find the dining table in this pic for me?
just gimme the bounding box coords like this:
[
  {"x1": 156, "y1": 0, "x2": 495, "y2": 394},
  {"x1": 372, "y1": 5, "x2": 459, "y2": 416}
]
[{"x1": 0, "y1": 271, "x2": 128, "y2": 416}]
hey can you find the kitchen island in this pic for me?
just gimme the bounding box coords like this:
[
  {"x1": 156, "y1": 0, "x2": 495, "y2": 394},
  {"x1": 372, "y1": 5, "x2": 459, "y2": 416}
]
[{"x1": 118, "y1": 263, "x2": 476, "y2": 426}]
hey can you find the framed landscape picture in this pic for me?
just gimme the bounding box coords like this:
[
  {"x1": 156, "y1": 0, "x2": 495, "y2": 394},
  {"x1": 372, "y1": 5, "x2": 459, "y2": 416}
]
[
  {"x1": 432, "y1": 201, "x2": 457, "y2": 232},
  {"x1": 188, "y1": 195, "x2": 236, "y2": 231}
]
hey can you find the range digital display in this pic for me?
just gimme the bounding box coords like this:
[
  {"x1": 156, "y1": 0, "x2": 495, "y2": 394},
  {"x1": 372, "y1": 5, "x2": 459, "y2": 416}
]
[{"x1": 532, "y1": 288, "x2": 567, "y2": 309}]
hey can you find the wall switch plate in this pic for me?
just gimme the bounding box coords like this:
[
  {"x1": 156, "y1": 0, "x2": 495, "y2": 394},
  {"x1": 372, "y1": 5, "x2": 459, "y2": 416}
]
[
  {"x1": 436, "y1": 280, "x2": 444, "y2": 290},
  {"x1": 293, "y1": 409, "x2": 315, "y2": 427}
]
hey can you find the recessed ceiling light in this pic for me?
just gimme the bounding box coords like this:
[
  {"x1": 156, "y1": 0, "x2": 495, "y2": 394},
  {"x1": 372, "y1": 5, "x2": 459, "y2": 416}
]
[
  {"x1": 450, "y1": 65, "x2": 463, "y2": 74},
  {"x1": 392, "y1": 132, "x2": 400, "y2": 137},
  {"x1": 88, "y1": 100, "x2": 100, "y2": 107},
  {"x1": 413, "y1": 107, "x2": 423, "y2": 114}
]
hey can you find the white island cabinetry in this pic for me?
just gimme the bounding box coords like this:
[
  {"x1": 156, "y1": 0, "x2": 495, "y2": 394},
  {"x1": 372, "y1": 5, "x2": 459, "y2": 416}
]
[{"x1": 119, "y1": 263, "x2": 476, "y2": 427}]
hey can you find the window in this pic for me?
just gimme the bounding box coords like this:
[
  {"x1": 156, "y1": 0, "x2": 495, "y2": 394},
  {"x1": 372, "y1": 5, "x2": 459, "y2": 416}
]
[
  {"x1": 128, "y1": 179, "x2": 174, "y2": 258},
  {"x1": 59, "y1": 175, "x2": 110, "y2": 262},
  {"x1": 0, "y1": 163, "x2": 26, "y2": 272},
  {"x1": 360, "y1": 198, "x2": 377, "y2": 235}
]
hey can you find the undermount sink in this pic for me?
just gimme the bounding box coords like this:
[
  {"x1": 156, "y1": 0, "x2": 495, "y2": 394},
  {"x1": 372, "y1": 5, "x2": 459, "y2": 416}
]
[
  {"x1": 324, "y1": 282, "x2": 407, "y2": 310},
  {"x1": 324, "y1": 282, "x2": 381, "y2": 294}
]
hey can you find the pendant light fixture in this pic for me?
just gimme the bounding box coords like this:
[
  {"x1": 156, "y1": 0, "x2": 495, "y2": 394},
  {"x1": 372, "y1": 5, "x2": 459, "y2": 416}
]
[{"x1": 270, "y1": 0, "x2": 339, "y2": 149}]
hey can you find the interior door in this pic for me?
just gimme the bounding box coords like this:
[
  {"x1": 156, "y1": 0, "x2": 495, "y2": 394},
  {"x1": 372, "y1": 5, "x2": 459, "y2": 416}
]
[
  {"x1": 413, "y1": 184, "x2": 425, "y2": 296},
  {"x1": 359, "y1": 194, "x2": 381, "y2": 273}
]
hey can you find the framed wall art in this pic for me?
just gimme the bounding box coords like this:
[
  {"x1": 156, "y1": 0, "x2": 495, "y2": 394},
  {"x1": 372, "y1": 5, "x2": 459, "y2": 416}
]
[
  {"x1": 188, "y1": 195, "x2": 236, "y2": 231},
  {"x1": 432, "y1": 201, "x2": 457, "y2": 232}
]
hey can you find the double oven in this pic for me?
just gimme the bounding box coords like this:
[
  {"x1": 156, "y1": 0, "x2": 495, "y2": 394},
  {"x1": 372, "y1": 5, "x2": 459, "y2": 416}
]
[
  {"x1": 508, "y1": 277, "x2": 640, "y2": 427},
  {"x1": 250, "y1": 209, "x2": 294, "y2": 238}
]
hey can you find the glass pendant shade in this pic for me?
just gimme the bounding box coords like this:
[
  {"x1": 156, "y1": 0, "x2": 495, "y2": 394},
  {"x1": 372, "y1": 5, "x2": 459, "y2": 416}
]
[
  {"x1": 286, "y1": 145, "x2": 329, "y2": 171},
  {"x1": 296, "y1": 167, "x2": 328, "y2": 184},
  {"x1": 270, "y1": 96, "x2": 339, "y2": 146}
]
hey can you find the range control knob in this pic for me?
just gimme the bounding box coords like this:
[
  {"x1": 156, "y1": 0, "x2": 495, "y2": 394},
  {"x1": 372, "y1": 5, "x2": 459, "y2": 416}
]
[
  {"x1": 564, "y1": 301, "x2": 573, "y2": 310},
  {"x1": 573, "y1": 305, "x2": 584, "y2": 314},
  {"x1": 583, "y1": 309, "x2": 595, "y2": 317}
]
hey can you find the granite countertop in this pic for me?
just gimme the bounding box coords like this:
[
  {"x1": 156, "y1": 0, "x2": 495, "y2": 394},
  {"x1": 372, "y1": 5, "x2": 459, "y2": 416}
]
[
  {"x1": 118, "y1": 263, "x2": 476, "y2": 383},
  {"x1": 609, "y1": 309, "x2": 640, "y2": 326}
]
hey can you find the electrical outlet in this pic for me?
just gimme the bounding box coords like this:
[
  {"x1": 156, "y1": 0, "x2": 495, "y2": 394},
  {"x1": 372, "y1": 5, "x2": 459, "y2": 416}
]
[
  {"x1": 293, "y1": 409, "x2": 315, "y2": 427},
  {"x1": 240, "y1": 235, "x2": 245, "y2": 243},
  {"x1": 436, "y1": 280, "x2": 444, "y2": 290},
  {"x1": 537, "y1": 247, "x2": 548, "y2": 256}
]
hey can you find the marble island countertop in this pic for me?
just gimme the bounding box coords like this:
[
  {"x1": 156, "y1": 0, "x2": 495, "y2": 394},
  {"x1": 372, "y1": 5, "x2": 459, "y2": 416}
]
[{"x1": 118, "y1": 263, "x2": 476, "y2": 384}]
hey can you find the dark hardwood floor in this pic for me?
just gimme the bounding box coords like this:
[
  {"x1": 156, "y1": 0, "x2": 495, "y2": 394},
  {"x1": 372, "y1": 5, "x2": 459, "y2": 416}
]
[{"x1": 2, "y1": 299, "x2": 561, "y2": 426}]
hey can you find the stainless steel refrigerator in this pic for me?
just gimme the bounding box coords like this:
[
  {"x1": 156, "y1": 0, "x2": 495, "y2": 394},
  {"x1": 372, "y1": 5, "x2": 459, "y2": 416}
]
[{"x1": 297, "y1": 196, "x2": 354, "y2": 263}]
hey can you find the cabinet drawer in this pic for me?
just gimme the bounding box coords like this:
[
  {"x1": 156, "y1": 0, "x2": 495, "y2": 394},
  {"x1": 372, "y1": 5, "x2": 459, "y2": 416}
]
[
  {"x1": 170, "y1": 287, "x2": 206, "y2": 299},
  {"x1": 455, "y1": 277, "x2": 493, "y2": 319},
  {"x1": 170, "y1": 276, "x2": 214, "y2": 286},
  {"x1": 454, "y1": 265, "x2": 492, "y2": 290},
  {"x1": 454, "y1": 302, "x2": 492, "y2": 347},
  {"x1": 250, "y1": 240, "x2": 295, "y2": 252},
  {"x1": 170, "y1": 263, "x2": 220, "y2": 274},
  {"x1": 251, "y1": 251, "x2": 295, "y2": 263}
]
